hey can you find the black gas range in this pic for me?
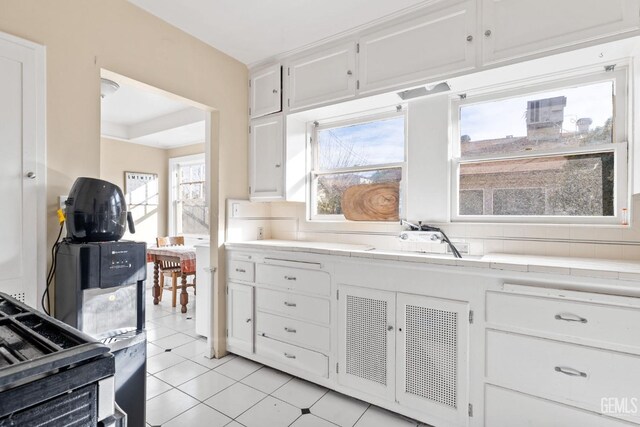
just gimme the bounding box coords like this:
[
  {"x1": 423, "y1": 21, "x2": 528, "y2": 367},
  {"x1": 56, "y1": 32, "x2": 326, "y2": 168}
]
[{"x1": 0, "y1": 292, "x2": 118, "y2": 426}]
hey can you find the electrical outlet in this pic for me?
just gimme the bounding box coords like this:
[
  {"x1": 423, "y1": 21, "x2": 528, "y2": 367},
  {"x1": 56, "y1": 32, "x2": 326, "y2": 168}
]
[
  {"x1": 257, "y1": 227, "x2": 264, "y2": 240},
  {"x1": 59, "y1": 195, "x2": 68, "y2": 210},
  {"x1": 231, "y1": 203, "x2": 240, "y2": 217}
]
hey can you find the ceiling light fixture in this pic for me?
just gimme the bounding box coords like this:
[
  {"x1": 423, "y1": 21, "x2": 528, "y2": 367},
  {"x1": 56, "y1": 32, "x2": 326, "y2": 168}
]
[{"x1": 100, "y1": 78, "x2": 120, "y2": 98}]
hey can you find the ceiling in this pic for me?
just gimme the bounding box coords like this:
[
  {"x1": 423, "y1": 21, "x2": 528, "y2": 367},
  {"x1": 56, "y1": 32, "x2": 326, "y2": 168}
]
[
  {"x1": 127, "y1": 0, "x2": 430, "y2": 65},
  {"x1": 101, "y1": 79, "x2": 205, "y2": 149}
]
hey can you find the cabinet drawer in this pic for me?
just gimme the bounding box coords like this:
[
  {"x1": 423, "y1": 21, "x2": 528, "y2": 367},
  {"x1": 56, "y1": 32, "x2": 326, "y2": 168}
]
[
  {"x1": 487, "y1": 330, "x2": 640, "y2": 422},
  {"x1": 228, "y1": 260, "x2": 255, "y2": 282},
  {"x1": 256, "y1": 288, "x2": 330, "y2": 325},
  {"x1": 256, "y1": 264, "x2": 330, "y2": 296},
  {"x1": 255, "y1": 335, "x2": 328, "y2": 378},
  {"x1": 487, "y1": 291, "x2": 640, "y2": 351},
  {"x1": 485, "y1": 385, "x2": 632, "y2": 427},
  {"x1": 256, "y1": 311, "x2": 330, "y2": 352}
]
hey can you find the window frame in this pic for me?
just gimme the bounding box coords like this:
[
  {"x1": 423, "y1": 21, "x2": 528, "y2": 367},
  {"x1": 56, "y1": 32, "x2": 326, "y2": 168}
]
[
  {"x1": 450, "y1": 68, "x2": 629, "y2": 225},
  {"x1": 308, "y1": 109, "x2": 408, "y2": 221},
  {"x1": 168, "y1": 153, "x2": 209, "y2": 237}
]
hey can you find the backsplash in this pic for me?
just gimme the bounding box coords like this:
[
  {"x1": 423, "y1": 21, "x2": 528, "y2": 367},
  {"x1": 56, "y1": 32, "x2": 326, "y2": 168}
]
[{"x1": 226, "y1": 195, "x2": 640, "y2": 261}]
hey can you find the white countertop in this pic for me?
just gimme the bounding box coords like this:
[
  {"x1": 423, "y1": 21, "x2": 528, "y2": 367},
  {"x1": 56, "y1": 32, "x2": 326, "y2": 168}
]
[{"x1": 225, "y1": 240, "x2": 640, "y2": 282}]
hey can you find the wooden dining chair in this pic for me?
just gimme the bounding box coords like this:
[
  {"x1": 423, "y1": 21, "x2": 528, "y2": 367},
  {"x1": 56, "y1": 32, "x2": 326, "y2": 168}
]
[{"x1": 155, "y1": 236, "x2": 196, "y2": 308}]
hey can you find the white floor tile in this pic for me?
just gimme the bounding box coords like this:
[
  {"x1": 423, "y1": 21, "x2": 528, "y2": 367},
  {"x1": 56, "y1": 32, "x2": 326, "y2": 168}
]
[
  {"x1": 154, "y1": 359, "x2": 210, "y2": 387},
  {"x1": 146, "y1": 325, "x2": 178, "y2": 342},
  {"x1": 236, "y1": 396, "x2": 301, "y2": 427},
  {"x1": 240, "y1": 366, "x2": 292, "y2": 394},
  {"x1": 311, "y1": 391, "x2": 369, "y2": 427},
  {"x1": 162, "y1": 403, "x2": 232, "y2": 427},
  {"x1": 146, "y1": 342, "x2": 165, "y2": 357},
  {"x1": 146, "y1": 376, "x2": 173, "y2": 400},
  {"x1": 214, "y1": 356, "x2": 262, "y2": 380},
  {"x1": 204, "y1": 382, "x2": 267, "y2": 418},
  {"x1": 153, "y1": 332, "x2": 196, "y2": 350},
  {"x1": 292, "y1": 414, "x2": 338, "y2": 427},
  {"x1": 272, "y1": 378, "x2": 328, "y2": 409},
  {"x1": 172, "y1": 338, "x2": 208, "y2": 358},
  {"x1": 354, "y1": 406, "x2": 418, "y2": 427},
  {"x1": 145, "y1": 388, "x2": 199, "y2": 426},
  {"x1": 224, "y1": 422, "x2": 244, "y2": 427},
  {"x1": 178, "y1": 369, "x2": 236, "y2": 401},
  {"x1": 191, "y1": 353, "x2": 237, "y2": 369},
  {"x1": 146, "y1": 352, "x2": 185, "y2": 374}
]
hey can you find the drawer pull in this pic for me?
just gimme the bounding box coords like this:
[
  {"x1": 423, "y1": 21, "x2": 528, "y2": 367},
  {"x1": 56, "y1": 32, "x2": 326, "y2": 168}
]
[
  {"x1": 284, "y1": 353, "x2": 296, "y2": 359},
  {"x1": 284, "y1": 327, "x2": 297, "y2": 333},
  {"x1": 555, "y1": 313, "x2": 587, "y2": 324},
  {"x1": 283, "y1": 301, "x2": 297, "y2": 307},
  {"x1": 235, "y1": 268, "x2": 246, "y2": 273},
  {"x1": 246, "y1": 318, "x2": 252, "y2": 323},
  {"x1": 555, "y1": 366, "x2": 587, "y2": 378},
  {"x1": 284, "y1": 275, "x2": 297, "y2": 281}
]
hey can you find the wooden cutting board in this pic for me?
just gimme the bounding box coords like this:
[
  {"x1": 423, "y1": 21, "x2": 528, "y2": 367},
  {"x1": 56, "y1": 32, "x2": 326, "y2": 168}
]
[{"x1": 341, "y1": 182, "x2": 400, "y2": 221}]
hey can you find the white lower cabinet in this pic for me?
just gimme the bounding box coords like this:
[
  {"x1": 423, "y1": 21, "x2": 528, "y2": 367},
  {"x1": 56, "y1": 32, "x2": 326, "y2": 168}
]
[
  {"x1": 396, "y1": 293, "x2": 470, "y2": 426},
  {"x1": 337, "y1": 285, "x2": 470, "y2": 426},
  {"x1": 226, "y1": 282, "x2": 254, "y2": 353}
]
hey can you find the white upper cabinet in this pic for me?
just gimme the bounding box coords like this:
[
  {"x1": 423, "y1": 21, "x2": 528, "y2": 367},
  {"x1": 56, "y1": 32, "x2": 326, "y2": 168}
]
[
  {"x1": 481, "y1": 0, "x2": 640, "y2": 65},
  {"x1": 250, "y1": 63, "x2": 282, "y2": 119},
  {"x1": 288, "y1": 42, "x2": 357, "y2": 111},
  {"x1": 249, "y1": 115, "x2": 284, "y2": 200},
  {"x1": 359, "y1": 1, "x2": 476, "y2": 95}
]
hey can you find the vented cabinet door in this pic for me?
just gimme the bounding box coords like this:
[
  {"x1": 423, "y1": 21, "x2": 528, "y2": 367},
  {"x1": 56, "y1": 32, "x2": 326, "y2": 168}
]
[
  {"x1": 396, "y1": 293, "x2": 469, "y2": 426},
  {"x1": 227, "y1": 282, "x2": 254, "y2": 353},
  {"x1": 337, "y1": 285, "x2": 395, "y2": 401}
]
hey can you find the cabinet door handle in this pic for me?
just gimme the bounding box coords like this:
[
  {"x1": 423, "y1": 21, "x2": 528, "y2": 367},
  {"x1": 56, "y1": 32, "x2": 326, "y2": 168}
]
[
  {"x1": 484, "y1": 29, "x2": 492, "y2": 37},
  {"x1": 555, "y1": 313, "x2": 587, "y2": 324},
  {"x1": 387, "y1": 325, "x2": 394, "y2": 331},
  {"x1": 466, "y1": 35, "x2": 473, "y2": 42},
  {"x1": 284, "y1": 353, "x2": 296, "y2": 359},
  {"x1": 275, "y1": 164, "x2": 281, "y2": 168},
  {"x1": 235, "y1": 268, "x2": 246, "y2": 273},
  {"x1": 284, "y1": 276, "x2": 297, "y2": 281},
  {"x1": 273, "y1": 89, "x2": 278, "y2": 94},
  {"x1": 555, "y1": 366, "x2": 587, "y2": 378},
  {"x1": 246, "y1": 318, "x2": 252, "y2": 323},
  {"x1": 284, "y1": 301, "x2": 297, "y2": 307},
  {"x1": 347, "y1": 70, "x2": 353, "y2": 76},
  {"x1": 284, "y1": 327, "x2": 297, "y2": 333}
]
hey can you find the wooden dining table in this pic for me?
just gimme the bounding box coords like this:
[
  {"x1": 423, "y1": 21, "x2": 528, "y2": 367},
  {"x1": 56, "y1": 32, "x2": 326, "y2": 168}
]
[{"x1": 147, "y1": 245, "x2": 197, "y2": 313}]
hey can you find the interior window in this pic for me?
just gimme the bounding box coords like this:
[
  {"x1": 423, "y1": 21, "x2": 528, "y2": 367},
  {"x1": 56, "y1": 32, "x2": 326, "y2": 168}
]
[
  {"x1": 311, "y1": 114, "x2": 405, "y2": 220},
  {"x1": 454, "y1": 76, "x2": 625, "y2": 222}
]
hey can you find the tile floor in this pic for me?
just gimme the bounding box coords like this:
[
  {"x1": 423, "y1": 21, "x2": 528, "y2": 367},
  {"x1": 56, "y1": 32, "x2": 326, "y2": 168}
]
[{"x1": 144, "y1": 296, "x2": 426, "y2": 427}]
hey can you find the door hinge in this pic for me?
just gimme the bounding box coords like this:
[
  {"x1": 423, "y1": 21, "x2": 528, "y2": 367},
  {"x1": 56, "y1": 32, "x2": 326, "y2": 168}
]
[
  {"x1": 249, "y1": 125, "x2": 251, "y2": 134},
  {"x1": 336, "y1": 362, "x2": 339, "y2": 374},
  {"x1": 225, "y1": 328, "x2": 228, "y2": 337},
  {"x1": 287, "y1": 67, "x2": 290, "y2": 76},
  {"x1": 468, "y1": 403, "x2": 473, "y2": 417},
  {"x1": 249, "y1": 107, "x2": 252, "y2": 116},
  {"x1": 356, "y1": 43, "x2": 360, "y2": 53},
  {"x1": 336, "y1": 289, "x2": 339, "y2": 300},
  {"x1": 356, "y1": 80, "x2": 360, "y2": 90},
  {"x1": 249, "y1": 186, "x2": 252, "y2": 194},
  {"x1": 469, "y1": 310, "x2": 474, "y2": 324},
  {"x1": 249, "y1": 79, "x2": 251, "y2": 87},
  {"x1": 287, "y1": 98, "x2": 290, "y2": 107}
]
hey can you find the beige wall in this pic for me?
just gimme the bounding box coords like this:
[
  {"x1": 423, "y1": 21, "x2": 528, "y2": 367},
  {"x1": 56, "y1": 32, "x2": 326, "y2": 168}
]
[
  {"x1": 0, "y1": 0, "x2": 247, "y2": 355},
  {"x1": 167, "y1": 143, "x2": 206, "y2": 159},
  {"x1": 100, "y1": 137, "x2": 169, "y2": 245}
]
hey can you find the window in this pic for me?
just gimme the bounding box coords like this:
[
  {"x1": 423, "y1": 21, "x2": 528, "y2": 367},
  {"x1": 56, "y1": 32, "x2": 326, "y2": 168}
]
[
  {"x1": 452, "y1": 70, "x2": 628, "y2": 223},
  {"x1": 169, "y1": 154, "x2": 209, "y2": 236},
  {"x1": 311, "y1": 112, "x2": 406, "y2": 221}
]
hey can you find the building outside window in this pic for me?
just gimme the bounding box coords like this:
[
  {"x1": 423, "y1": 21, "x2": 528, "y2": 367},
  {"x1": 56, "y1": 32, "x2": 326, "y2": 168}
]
[{"x1": 169, "y1": 154, "x2": 209, "y2": 236}]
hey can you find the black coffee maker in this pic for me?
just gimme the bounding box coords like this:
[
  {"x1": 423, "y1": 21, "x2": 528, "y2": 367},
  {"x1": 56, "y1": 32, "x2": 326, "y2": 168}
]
[{"x1": 55, "y1": 177, "x2": 147, "y2": 427}]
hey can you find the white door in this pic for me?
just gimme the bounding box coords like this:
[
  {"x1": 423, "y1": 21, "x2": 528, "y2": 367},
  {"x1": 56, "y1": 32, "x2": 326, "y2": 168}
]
[
  {"x1": 249, "y1": 115, "x2": 284, "y2": 201},
  {"x1": 396, "y1": 293, "x2": 470, "y2": 426},
  {"x1": 481, "y1": 0, "x2": 640, "y2": 65},
  {"x1": 250, "y1": 63, "x2": 282, "y2": 119},
  {"x1": 0, "y1": 34, "x2": 44, "y2": 308},
  {"x1": 227, "y1": 282, "x2": 254, "y2": 353},
  {"x1": 358, "y1": 1, "x2": 476, "y2": 94},
  {"x1": 337, "y1": 285, "x2": 396, "y2": 401},
  {"x1": 288, "y1": 42, "x2": 357, "y2": 111}
]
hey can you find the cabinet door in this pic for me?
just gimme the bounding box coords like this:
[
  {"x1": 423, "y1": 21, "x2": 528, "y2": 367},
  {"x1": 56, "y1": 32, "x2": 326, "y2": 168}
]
[
  {"x1": 249, "y1": 115, "x2": 284, "y2": 200},
  {"x1": 358, "y1": 1, "x2": 476, "y2": 95},
  {"x1": 250, "y1": 63, "x2": 282, "y2": 119},
  {"x1": 227, "y1": 282, "x2": 254, "y2": 353},
  {"x1": 337, "y1": 285, "x2": 396, "y2": 401},
  {"x1": 288, "y1": 42, "x2": 356, "y2": 111},
  {"x1": 482, "y1": 0, "x2": 640, "y2": 65},
  {"x1": 396, "y1": 293, "x2": 469, "y2": 426}
]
